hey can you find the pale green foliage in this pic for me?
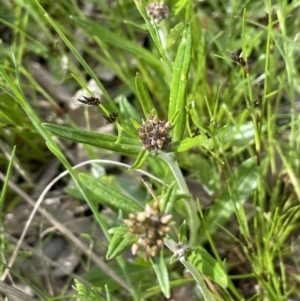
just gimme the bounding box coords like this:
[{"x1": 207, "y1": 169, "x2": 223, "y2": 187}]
[{"x1": 73, "y1": 280, "x2": 105, "y2": 301}]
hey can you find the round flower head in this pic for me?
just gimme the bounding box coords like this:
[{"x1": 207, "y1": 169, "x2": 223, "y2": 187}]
[
  {"x1": 124, "y1": 200, "x2": 172, "y2": 259},
  {"x1": 146, "y1": 2, "x2": 170, "y2": 24},
  {"x1": 138, "y1": 114, "x2": 172, "y2": 153}
]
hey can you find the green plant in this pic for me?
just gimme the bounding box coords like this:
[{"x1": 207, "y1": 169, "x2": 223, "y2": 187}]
[{"x1": 1, "y1": 0, "x2": 300, "y2": 300}]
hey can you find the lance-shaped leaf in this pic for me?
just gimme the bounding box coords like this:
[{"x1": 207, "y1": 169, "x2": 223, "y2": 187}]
[
  {"x1": 188, "y1": 248, "x2": 228, "y2": 288},
  {"x1": 160, "y1": 181, "x2": 177, "y2": 213},
  {"x1": 73, "y1": 279, "x2": 106, "y2": 301},
  {"x1": 168, "y1": 23, "x2": 192, "y2": 142},
  {"x1": 178, "y1": 220, "x2": 187, "y2": 244},
  {"x1": 135, "y1": 72, "x2": 156, "y2": 118},
  {"x1": 43, "y1": 123, "x2": 141, "y2": 155},
  {"x1": 150, "y1": 252, "x2": 170, "y2": 298},
  {"x1": 129, "y1": 149, "x2": 149, "y2": 171},
  {"x1": 173, "y1": 135, "x2": 209, "y2": 152},
  {"x1": 80, "y1": 173, "x2": 143, "y2": 213},
  {"x1": 107, "y1": 226, "x2": 138, "y2": 260}
]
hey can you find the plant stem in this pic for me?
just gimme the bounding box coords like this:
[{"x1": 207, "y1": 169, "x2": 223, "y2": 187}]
[
  {"x1": 165, "y1": 239, "x2": 215, "y2": 301},
  {"x1": 159, "y1": 153, "x2": 213, "y2": 300},
  {"x1": 158, "y1": 152, "x2": 200, "y2": 246}
]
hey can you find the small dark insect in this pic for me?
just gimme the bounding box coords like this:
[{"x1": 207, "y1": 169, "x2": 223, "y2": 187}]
[
  {"x1": 191, "y1": 127, "x2": 201, "y2": 137},
  {"x1": 228, "y1": 50, "x2": 246, "y2": 67},
  {"x1": 254, "y1": 91, "x2": 263, "y2": 107},
  {"x1": 205, "y1": 131, "x2": 212, "y2": 139},
  {"x1": 102, "y1": 112, "x2": 118, "y2": 123},
  {"x1": 77, "y1": 96, "x2": 101, "y2": 109},
  {"x1": 141, "y1": 175, "x2": 149, "y2": 183}
]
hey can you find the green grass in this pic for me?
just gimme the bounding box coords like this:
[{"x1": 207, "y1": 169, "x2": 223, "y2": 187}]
[{"x1": 1, "y1": 0, "x2": 300, "y2": 300}]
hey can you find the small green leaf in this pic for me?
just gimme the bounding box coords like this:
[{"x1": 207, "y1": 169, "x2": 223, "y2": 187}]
[
  {"x1": 167, "y1": 22, "x2": 185, "y2": 50},
  {"x1": 150, "y1": 252, "x2": 170, "y2": 298},
  {"x1": 174, "y1": 135, "x2": 209, "y2": 152},
  {"x1": 129, "y1": 149, "x2": 149, "y2": 171},
  {"x1": 108, "y1": 226, "x2": 128, "y2": 236},
  {"x1": 188, "y1": 248, "x2": 228, "y2": 288},
  {"x1": 168, "y1": 22, "x2": 192, "y2": 142},
  {"x1": 43, "y1": 123, "x2": 141, "y2": 155},
  {"x1": 73, "y1": 279, "x2": 105, "y2": 301},
  {"x1": 173, "y1": 0, "x2": 189, "y2": 15},
  {"x1": 160, "y1": 181, "x2": 177, "y2": 213},
  {"x1": 168, "y1": 109, "x2": 181, "y2": 128},
  {"x1": 64, "y1": 187, "x2": 100, "y2": 203},
  {"x1": 123, "y1": 19, "x2": 148, "y2": 31},
  {"x1": 135, "y1": 73, "x2": 156, "y2": 118},
  {"x1": 80, "y1": 173, "x2": 143, "y2": 213},
  {"x1": 178, "y1": 220, "x2": 187, "y2": 244},
  {"x1": 116, "y1": 96, "x2": 141, "y2": 138},
  {"x1": 130, "y1": 117, "x2": 142, "y2": 129},
  {"x1": 107, "y1": 226, "x2": 137, "y2": 260}
]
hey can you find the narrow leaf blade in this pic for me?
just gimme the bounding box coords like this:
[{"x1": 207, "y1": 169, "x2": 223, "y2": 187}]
[
  {"x1": 107, "y1": 226, "x2": 137, "y2": 260},
  {"x1": 188, "y1": 248, "x2": 228, "y2": 288},
  {"x1": 43, "y1": 123, "x2": 141, "y2": 155},
  {"x1": 135, "y1": 73, "x2": 156, "y2": 118},
  {"x1": 174, "y1": 135, "x2": 209, "y2": 152},
  {"x1": 150, "y1": 252, "x2": 170, "y2": 298},
  {"x1": 129, "y1": 150, "x2": 149, "y2": 171},
  {"x1": 80, "y1": 173, "x2": 143, "y2": 213},
  {"x1": 168, "y1": 23, "x2": 192, "y2": 142}
]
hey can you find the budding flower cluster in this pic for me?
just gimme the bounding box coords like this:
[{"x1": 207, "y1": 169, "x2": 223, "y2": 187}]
[
  {"x1": 146, "y1": 2, "x2": 170, "y2": 24},
  {"x1": 124, "y1": 201, "x2": 172, "y2": 259},
  {"x1": 228, "y1": 50, "x2": 246, "y2": 67},
  {"x1": 138, "y1": 114, "x2": 172, "y2": 152},
  {"x1": 102, "y1": 112, "x2": 118, "y2": 123},
  {"x1": 174, "y1": 243, "x2": 190, "y2": 259},
  {"x1": 77, "y1": 96, "x2": 101, "y2": 109}
]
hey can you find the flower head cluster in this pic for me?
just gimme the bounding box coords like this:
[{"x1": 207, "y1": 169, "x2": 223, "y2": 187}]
[
  {"x1": 103, "y1": 112, "x2": 118, "y2": 123},
  {"x1": 228, "y1": 50, "x2": 246, "y2": 67},
  {"x1": 138, "y1": 114, "x2": 172, "y2": 152},
  {"x1": 124, "y1": 200, "x2": 172, "y2": 259},
  {"x1": 77, "y1": 96, "x2": 101, "y2": 109},
  {"x1": 146, "y1": 2, "x2": 170, "y2": 24}
]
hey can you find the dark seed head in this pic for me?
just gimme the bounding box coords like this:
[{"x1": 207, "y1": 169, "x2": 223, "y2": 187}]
[
  {"x1": 77, "y1": 96, "x2": 101, "y2": 108},
  {"x1": 138, "y1": 115, "x2": 172, "y2": 153}
]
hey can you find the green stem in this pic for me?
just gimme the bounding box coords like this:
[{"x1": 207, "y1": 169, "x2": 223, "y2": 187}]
[
  {"x1": 160, "y1": 154, "x2": 212, "y2": 300},
  {"x1": 158, "y1": 152, "x2": 200, "y2": 246},
  {"x1": 165, "y1": 240, "x2": 214, "y2": 301}
]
